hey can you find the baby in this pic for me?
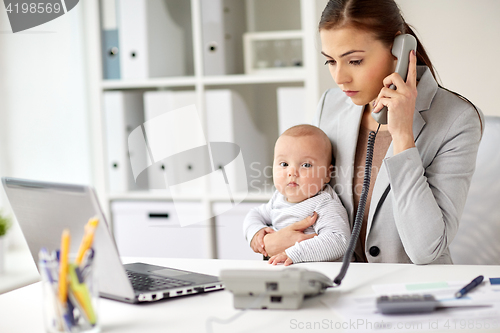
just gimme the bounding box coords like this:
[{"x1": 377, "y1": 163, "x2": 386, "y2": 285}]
[{"x1": 243, "y1": 124, "x2": 350, "y2": 265}]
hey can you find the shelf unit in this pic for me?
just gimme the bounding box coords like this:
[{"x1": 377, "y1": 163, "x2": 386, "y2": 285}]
[{"x1": 82, "y1": 0, "x2": 331, "y2": 259}]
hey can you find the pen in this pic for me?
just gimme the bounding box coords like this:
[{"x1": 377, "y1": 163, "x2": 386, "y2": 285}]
[
  {"x1": 69, "y1": 263, "x2": 96, "y2": 325},
  {"x1": 75, "y1": 218, "x2": 99, "y2": 265},
  {"x1": 455, "y1": 275, "x2": 484, "y2": 298},
  {"x1": 40, "y1": 248, "x2": 68, "y2": 331},
  {"x1": 39, "y1": 248, "x2": 57, "y2": 286},
  {"x1": 80, "y1": 248, "x2": 95, "y2": 281},
  {"x1": 58, "y1": 229, "x2": 70, "y2": 305}
]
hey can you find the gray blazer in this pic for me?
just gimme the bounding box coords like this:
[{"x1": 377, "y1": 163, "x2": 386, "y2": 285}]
[{"x1": 313, "y1": 66, "x2": 483, "y2": 264}]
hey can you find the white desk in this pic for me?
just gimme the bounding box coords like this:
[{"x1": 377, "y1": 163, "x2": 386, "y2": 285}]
[
  {"x1": 1, "y1": 258, "x2": 499, "y2": 333},
  {"x1": 0, "y1": 244, "x2": 40, "y2": 294}
]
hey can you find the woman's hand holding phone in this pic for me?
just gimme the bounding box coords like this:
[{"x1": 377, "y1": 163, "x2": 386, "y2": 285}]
[{"x1": 373, "y1": 50, "x2": 418, "y2": 154}]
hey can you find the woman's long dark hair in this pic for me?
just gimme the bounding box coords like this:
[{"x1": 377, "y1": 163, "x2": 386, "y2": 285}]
[
  {"x1": 319, "y1": 0, "x2": 482, "y2": 134},
  {"x1": 319, "y1": 0, "x2": 437, "y2": 80}
]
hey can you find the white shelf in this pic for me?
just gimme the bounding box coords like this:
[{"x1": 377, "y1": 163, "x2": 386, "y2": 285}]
[
  {"x1": 202, "y1": 72, "x2": 305, "y2": 86},
  {"x1": 101, "y1": 73, "x2": 305, "y2": 90},
  {"x1": 102, "y1": 76, "x2": 197, "y2": 90},
  {"x1": 210, "y1": 191, "x2": 274, "y2": 202},
  {"x1": 108, "y1": 190, "x2": 273, "y2": 202},
  {"x1": 108, "y1": 191, "x2": 203, "y2": 201}
]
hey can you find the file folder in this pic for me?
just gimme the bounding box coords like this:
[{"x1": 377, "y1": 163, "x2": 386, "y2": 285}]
[
  {"x1": 129, "y1": 102, "x2": 249, "y2": 226},
  {"x1": 101, "y1": 0, "x2": 120, "y2": 79},
  {"x1": 205, "y1": 90, "x2": 269, "y2": 194},
  {"x1": 200, "y1": 0, "x2": 246, "y2": 75},
  {"x1": 221, "y1": 0, "x2": 246, "y2": 74},
  {"x1": 200, "y1": 0, "x2": 226, "y2": 76},
  {"x1": 117, "y1": 0, "x2": 189, "y2": 79},
  {"x1": 102, "y1": 29, "x2": 121, "y2": 80},
  {"x1": 103, "y1": 91, "x2": 148, "y2": 192},
  {"x1": 277, "y1": 87, "x2": 306, "y2": 134},
  {"x1": 143, "y1": 90, "x2": 202, "y2": 194}
]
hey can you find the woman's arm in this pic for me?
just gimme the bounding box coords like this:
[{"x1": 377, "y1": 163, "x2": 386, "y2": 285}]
[
  {"x1": 372, "y1": 52, "x2": 483, "y2": 264},
  {"x1": 285, "y1": 198, "x2": 350, "y2": 263},
  {"x1": 262, "y1": 213, "x2": 318, "y2": 256},
  {"x1": 385, "y1": 106, "x2": 483, "y2": 264}
]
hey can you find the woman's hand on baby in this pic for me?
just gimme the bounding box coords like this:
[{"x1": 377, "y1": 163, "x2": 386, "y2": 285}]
[
  {"x1": 262, "y1": 212, "x2": 318, "y2": 256},
  {"x1": 268, "y1": 251, "x2": 293, "y2": 266},
  {"x1": 250, "y1": 227, "x2": 275, "y2": 257}
]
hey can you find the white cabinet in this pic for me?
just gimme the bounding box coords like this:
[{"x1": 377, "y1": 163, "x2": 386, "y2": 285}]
[
  {"x1": 213, "y1": 202, "x2": 264, "y2": 260},
  {"x1": 111, "y1": 201, "x2": 211, "y2": 258},
  {"x1": 83, "y1": 0, "x2": 330, "y2": 258}
]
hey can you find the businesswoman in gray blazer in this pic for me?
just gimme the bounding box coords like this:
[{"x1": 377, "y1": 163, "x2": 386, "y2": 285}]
[{"x1": 253, "y1": 0, "x2": 483, "y2": 265}]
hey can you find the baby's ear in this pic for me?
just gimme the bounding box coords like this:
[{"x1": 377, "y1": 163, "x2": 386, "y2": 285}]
[{"x1": 327, "y1": 164, "x2": 334, "y2": 182}]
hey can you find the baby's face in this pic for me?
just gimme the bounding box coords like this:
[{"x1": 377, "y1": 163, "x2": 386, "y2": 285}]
[{"x1": 273, "y1": 135, "x2": 332, "y2": 203}]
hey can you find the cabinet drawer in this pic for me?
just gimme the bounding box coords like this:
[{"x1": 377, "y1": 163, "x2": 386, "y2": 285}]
[
  {"x1": 111, "y1": 201, "x2": 210, "y2": 258},
  {"x1": 213, "y1": 202, "x2": 264, "y2": 260}
]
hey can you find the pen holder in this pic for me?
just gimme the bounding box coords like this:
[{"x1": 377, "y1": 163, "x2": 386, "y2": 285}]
[{"x1": 39, "y1": 252, "x2": 100, "y2": 333}]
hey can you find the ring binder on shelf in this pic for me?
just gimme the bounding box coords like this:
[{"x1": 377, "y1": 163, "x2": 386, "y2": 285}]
[
  {"x1": 103, "y1": 91, "x2": 148, "y2": 192},
  {"x1": 200, "y1": 0, "x2": 246, "y2": 75},
  {"x1": 117, "y1": 0, "x2": 191, "y2": 79},
  {"x1": 205, "y1": 89, "x2": 269, "y2": 195},
  {"x1": 143, "y1": 90, "x2": 201, "y2": 194},
  {"x1": 277, "y1": 87, "x2": 306, "y2": 134},
  {"x1": 101, "y1": 0, "x2": 120, "y2": 80}
]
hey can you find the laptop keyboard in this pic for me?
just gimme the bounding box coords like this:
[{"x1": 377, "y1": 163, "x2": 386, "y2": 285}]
[{"x1": 126, "y1": 270, "x2": 194, "y2": 292}]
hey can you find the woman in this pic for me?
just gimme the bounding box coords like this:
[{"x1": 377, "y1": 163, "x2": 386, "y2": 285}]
[{"x1": 250, "y1": 0, "x2": 483, "y2": 264}]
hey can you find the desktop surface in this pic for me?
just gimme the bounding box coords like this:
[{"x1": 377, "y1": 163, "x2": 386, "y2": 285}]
[{"x1": 1, "y1": 258, "x2": 499, "y2": 333}]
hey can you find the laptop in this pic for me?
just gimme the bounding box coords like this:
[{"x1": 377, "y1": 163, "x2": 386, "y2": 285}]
[{"x1": 2, "y1": 177, "x2": 224, "y2": 303}]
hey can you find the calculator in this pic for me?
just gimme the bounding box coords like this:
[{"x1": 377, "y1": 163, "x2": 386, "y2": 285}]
[{"x1": 376, "y1": 294, "x2": 439, "y2": 314}]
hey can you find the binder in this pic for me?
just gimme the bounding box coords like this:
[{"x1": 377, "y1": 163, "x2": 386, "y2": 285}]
[
  {"x1": 200, "y1": 0, "x2": 226, "y2": 76},
  {"x1": 101, "y1": 0, "x2": 120, "y2": 79},
  {"x1": 200, "y1": 0, "x2": 246, "y2": 75},
  {"x1": 117, "y1": 0, "x2": 189, "y2": 79},
  {"x1": 130, "y1": 96, "x2": 251, "y2": 225},
  {"x1": 221, "y1": 0, "x2": 246, "y2": 74},
  {"x1": 103, "y1": 91, "x2": 148, "y2": 192},
  {"x1": 276, "y1": 87, "x2": 306, "y2": 134},
  {"x1": 102, "y1": 30, "x2": 121, "y2": 80},
  {"x1": 143, "y1": 91, "x2": 204, "y2": 194},
  {"x1": 205, "y1": 89, "x2": 270, "y2": 195}
]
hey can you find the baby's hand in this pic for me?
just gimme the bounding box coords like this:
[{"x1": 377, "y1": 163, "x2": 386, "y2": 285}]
[
  {"x1": 250, "y1": 227, "x2": 274, "y2": 257},
  {"x1": 268, "y1": 251, "x2": 293, "y2": 266}
]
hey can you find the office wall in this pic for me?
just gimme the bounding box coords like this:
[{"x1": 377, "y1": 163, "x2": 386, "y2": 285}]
[
  {"x1": 315, "y1": 0, "x2": 500, "y2": 117},
  {"x1": 397, "y1": 0, "x2": 500, "y2": 116},
  {"x1": 0, "y1": 5, "x2": 91, "y2": 248}
]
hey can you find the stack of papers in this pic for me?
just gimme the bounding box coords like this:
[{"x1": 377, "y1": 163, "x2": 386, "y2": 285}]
[{"x1": 321, "y1": 278, "x2": 500, "y2": 332}]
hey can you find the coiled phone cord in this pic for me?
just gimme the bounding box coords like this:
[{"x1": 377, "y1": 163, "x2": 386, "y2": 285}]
[{"x1": 333, "y1": 123, "x2": 381, "y2": 286}]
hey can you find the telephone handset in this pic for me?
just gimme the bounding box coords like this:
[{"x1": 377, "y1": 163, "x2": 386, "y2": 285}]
[{"x1": 372, "y1": 34, "x2": 417, "y2": 125}]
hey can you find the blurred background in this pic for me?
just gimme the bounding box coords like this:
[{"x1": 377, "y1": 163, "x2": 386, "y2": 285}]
[{"x1": 0, "y1": 0, "x2": 498, "y2": 292}]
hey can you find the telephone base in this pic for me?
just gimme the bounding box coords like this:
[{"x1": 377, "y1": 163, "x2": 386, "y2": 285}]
[
  {"x1": 220, "y1": 268, "x2": 333, "y2": 310},
  {"x1": 233, "y1": 294, "x2": 304, "y2": 310}
]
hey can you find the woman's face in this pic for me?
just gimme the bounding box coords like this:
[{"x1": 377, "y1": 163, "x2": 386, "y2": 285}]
[{"x1": 320, "y1": 26, "x2": 397, "y2": 107}]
